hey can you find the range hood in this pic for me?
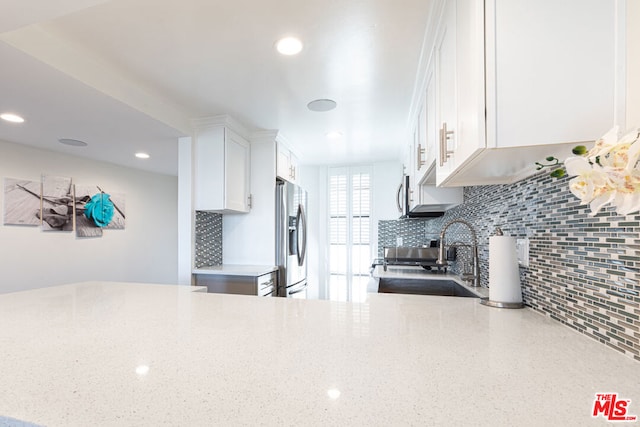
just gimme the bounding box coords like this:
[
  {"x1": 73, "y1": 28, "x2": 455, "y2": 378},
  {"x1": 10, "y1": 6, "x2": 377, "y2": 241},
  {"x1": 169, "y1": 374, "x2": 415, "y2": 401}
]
[
  {"x1": 403, "y1": 209, "x2": 445, "y2": 218},
  {"x1": 405, "y1": 166, "x2": 463, "y2": 217}
]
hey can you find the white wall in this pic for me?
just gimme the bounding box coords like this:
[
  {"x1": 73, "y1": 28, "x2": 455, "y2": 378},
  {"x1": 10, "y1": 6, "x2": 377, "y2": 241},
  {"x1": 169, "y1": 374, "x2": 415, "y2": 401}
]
[
  {"x1": 372, "y1": 161, "x2": 403, "y2": 257},
  {"x1": 628, "y1": 1, "x2": 640, "y2": 127},
  {"x1": 177, "y1": 136, "x2": 193, "y2": 284},
  {"x1": 222, "y1": 139, "x2": 277, "y2": 265},
  {"x1": 0, "y1": 139, "x2": 178, "y2": 293}
]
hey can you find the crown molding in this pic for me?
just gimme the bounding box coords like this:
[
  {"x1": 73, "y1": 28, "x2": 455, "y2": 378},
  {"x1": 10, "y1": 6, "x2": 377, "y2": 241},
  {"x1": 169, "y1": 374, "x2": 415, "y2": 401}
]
[{"x1": 191, "y1": 114, "x2": 253, "y2": 140}]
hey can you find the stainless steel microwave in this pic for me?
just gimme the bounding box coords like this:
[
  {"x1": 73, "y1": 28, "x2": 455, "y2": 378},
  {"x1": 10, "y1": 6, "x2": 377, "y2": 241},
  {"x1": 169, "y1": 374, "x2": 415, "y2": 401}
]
[{"x1": 396, "y1": 175, "x2": 444, "y2": 219}]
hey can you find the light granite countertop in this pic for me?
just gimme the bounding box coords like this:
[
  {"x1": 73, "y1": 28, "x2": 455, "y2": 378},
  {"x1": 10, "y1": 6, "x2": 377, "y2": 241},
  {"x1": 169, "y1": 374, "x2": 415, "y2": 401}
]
[
  {"x1": 0, "y1": 281, "x2": 638, "y2": 426},
  {"x1": 192, "y1": 264, "x2": 277, "y2": 276}
]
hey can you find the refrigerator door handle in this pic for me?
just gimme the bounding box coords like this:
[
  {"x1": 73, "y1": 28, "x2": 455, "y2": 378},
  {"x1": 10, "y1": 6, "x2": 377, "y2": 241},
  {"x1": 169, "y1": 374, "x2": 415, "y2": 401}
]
[
  {"x1": 296, "y1": 203, "x2": 307, "y2": 267},
  {"x1": 276, "y1": 185, "x2": 285, "y2": 264},
  {"x1": 289, "y1": 284, "x2": 307, "y2": 296}
]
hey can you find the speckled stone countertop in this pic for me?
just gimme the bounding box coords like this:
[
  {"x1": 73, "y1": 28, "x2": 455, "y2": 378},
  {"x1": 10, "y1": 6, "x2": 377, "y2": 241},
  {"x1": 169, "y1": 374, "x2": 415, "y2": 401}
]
[
  {"x1": 192, "y1": 264, "x2": 277, "y2": 276},
  {"x1": 0, "y1": 281, "x2": 638, "y2": 426}
]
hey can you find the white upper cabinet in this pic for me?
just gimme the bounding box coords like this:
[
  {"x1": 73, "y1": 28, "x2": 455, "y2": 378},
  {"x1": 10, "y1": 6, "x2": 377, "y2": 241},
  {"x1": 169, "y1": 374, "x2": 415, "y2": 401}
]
[
  {"x1": 408, "y1": 41, "x2": 463, "y2": 211},
  {"x1": 194, "y1": 118, "x2": 251, "y2": 213},
  {"x1": 432, "y1": 0, "x2": 622, "y2": 186},
  {"x1": 276, "y1": 141, "x2": 299, "y2": 184},
  {"x1": 423, "y1": 67, "x2": 438, "y2": 176},
  {"x1": 434, "y1": 0, "x2": 461, "y2": 183}
]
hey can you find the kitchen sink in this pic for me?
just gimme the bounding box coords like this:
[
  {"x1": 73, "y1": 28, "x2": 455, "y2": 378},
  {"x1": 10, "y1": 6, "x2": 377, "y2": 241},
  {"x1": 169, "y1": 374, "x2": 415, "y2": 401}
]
[{"x1": 378, "y1": 278, "x2": 479, "y2": 298}]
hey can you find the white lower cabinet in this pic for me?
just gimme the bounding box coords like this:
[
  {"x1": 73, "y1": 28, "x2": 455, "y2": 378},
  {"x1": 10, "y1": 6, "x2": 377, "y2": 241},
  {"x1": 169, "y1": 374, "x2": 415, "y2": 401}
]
[{"x1": 194, "y1": 120, "x2": 251, "y2": 213}]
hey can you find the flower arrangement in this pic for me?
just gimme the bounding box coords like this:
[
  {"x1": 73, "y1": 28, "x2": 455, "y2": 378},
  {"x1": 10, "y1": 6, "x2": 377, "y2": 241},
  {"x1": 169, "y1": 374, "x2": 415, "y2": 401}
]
[{"x1": 536, "y1": 126, "x2": 640, "y2": 216}]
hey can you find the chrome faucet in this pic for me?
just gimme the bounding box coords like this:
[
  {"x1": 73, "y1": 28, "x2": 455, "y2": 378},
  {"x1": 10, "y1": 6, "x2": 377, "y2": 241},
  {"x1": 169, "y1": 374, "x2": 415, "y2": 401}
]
[{"x1": 436, "y1": 219, "x2": 481, "y2": 287}]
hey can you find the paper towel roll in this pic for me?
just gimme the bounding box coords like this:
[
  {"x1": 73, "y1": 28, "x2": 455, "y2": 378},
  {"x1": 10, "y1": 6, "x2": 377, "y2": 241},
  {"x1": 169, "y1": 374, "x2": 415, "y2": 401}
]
[{"x1": 489, "y1": 235, "x2": 522, "y2": 303}]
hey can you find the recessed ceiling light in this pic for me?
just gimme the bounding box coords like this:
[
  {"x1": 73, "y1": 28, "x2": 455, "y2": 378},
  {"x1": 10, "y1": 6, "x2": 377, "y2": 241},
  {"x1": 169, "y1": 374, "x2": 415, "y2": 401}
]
[
  {"x1": 308, "y1": 99, "x2": 337, "y2": 112},
  {"x1": 1, "y1": 113, "x2": 25, "y2": 123},
  {"x1": 276, "y1": 37, "x2": 303, "y2": 55},
  {"x1": 58, "y1": 138, "x2": 88, "y2": 147},
  {"x1": 326, "y1": 131, "x2": 343, "y2": 139},
  {"x1": 135, "y1": 152, "x2": 150, "y2": 159}
]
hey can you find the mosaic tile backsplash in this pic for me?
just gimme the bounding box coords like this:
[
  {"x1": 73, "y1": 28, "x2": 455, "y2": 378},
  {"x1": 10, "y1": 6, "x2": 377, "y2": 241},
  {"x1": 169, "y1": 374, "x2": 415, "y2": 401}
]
[
  {"x1": 194, "y1": 211, "x2": 223, "y2": 267},
  {"x1": 378, "y1": 220, "x2": 429, "y2": 256},
  {"x1": 379, "y1": 171, "x2": 640, "y2": 362}
]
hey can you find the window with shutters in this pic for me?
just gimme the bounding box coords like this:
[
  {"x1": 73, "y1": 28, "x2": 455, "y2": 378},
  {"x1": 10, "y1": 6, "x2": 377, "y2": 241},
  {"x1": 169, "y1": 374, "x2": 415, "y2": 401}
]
[{"x1": 328, "y1": 166, "x2": 371, "y2": 302}]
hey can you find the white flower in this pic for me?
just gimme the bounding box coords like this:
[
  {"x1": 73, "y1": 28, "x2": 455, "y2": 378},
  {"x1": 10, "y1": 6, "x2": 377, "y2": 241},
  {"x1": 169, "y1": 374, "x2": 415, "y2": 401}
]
[
  {"x1": 563, "y1": 126, "x2": 640, "y2": 216},
  {"x1": 565, "y1": 156, "x2": 611, "y2": 203},
  {"x1": 624, "y1": 129, "x2": 640, "y2": 171},
  {"x1": 587, "y1": 126, "x2": 620, "y2": 158}
]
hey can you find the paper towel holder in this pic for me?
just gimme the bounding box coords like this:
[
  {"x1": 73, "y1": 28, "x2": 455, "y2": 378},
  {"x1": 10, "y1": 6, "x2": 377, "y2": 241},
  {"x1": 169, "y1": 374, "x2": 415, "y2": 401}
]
[
  {"x1": 480, "y1": 298, "x2": 524, "y2": 309},
  {"x1": 480, "y1": 227, "x2": 525, "y2": 309}
]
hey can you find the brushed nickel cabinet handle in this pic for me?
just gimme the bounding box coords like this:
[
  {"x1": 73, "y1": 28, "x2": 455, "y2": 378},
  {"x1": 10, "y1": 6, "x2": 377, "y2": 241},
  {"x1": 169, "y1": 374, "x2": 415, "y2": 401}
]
[
  {"x1": 417, "y1": 143, "x2": 425, "y2": 169},
  {"x1": 439, "y1": 122, "x2": 454, "y2": 167},
  {"x1": 439, "y1": 126, "x2": 445, "y2": 166}
]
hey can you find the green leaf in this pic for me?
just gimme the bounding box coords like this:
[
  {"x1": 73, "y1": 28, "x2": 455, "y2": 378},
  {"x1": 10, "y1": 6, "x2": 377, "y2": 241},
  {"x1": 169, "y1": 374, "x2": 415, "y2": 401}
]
[
  {"x1": 550, "y1": 169, "x2": 566, "y2": 178},
  {"x1": 572, "y1": 145, "x2": 587, "y2": 155},
  {"x1": 545, "y1": 156, "x2": 556, "y2": 162}
]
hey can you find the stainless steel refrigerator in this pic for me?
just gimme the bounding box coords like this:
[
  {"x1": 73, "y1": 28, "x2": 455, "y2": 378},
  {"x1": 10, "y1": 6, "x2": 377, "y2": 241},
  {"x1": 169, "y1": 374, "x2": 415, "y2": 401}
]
[{"x1": 276, "y1": 180, "x2": 308, "y2": 298}]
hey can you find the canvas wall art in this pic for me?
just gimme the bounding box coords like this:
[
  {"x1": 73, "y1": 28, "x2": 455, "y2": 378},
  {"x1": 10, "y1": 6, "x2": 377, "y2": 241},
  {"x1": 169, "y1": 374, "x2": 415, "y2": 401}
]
[
  {"x1": 104, "y1": 191, "x2": 125, "y2": 230},
  {"x1": 74, "y1": 185, "x2": 126, "y2": 238},
  {"x1": 40, "y1": 175, "x2": 74, "y2": 232},
  {"x1": 3, "y1": 178, "x2": 41, "y2": 226}
]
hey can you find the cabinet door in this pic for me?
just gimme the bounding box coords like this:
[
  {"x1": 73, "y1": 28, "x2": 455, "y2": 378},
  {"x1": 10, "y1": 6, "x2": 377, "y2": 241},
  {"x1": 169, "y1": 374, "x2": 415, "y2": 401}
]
[
  {"x1": 435, "y1": 0, "x2": 457, "y2": 185},
  {"x1": 490, "y1": 0, "x2": 615, "y2": 147},
  {"x1": 414, "y1": 99, "x2": 429, "y2": 179},
  {"x1": 224, "y1": 129, "x2": 250, "y2": 212},
  {"x1": 289, "y1": 152, "x2": 299, "y2": 184},
  {"x1": 276, "y1": 144, "x2": 299, "y2": 184},
  {"x1": 276, "y1": 145, "x2": 291, "y2": 181},
  {"x1": 194, "y1": 126, "x2": 225, "y2": 211},
  {"x1": 454, "y1": 0, "x2": 485, "y2": 165},
  {"x1": 424, "y1": 67, "x2": 437, "y2": 174},
  {"x1": 408, "y1": 127, "x2": 419, "y2": 211},
  {"x1": 436, "y1": 0, "x2": 485, "y2": 186}
]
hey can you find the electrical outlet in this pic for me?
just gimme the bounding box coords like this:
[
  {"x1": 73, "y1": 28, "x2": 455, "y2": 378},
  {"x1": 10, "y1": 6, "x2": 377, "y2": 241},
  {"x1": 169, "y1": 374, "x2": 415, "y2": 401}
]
[
  {"x1": 396, "y1": 237, "x2": 403, "y2": 247},
  {"x1": 516, "y1": 238, "x2": 530, "y2": 267}
]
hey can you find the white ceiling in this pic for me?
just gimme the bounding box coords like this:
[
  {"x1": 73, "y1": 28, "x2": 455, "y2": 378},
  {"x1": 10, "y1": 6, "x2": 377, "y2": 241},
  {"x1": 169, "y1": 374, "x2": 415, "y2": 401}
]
[{"x1": 0, "y1": 0, "x2": 434, "y2": 175}]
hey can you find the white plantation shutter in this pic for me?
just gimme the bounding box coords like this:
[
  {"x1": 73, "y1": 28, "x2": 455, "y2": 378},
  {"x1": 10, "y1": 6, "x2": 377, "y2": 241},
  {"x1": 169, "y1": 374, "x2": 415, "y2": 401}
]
[
  {"x1": 328, "y1": 166, "x2": 372, "y2": 280},
  {"x1": 329, "y1": 172, "x2": 347, "y2": 245}
]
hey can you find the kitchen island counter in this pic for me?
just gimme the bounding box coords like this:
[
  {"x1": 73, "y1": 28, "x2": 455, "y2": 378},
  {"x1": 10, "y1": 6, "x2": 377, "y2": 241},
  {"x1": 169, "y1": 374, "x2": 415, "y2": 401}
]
[
  {"x1": 0, "y1": 281, "x2": 637, "y2": 426},
  {"x1": 192, "y1": 264, "x2": 277, "y2": 276}
]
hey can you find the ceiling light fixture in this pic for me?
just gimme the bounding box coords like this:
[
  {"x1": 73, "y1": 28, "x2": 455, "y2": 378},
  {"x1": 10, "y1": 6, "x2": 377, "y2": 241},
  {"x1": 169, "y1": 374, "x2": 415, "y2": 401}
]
[
  {"x1": 135, "y1": 152, "x2": 150, "y2": 159},
  {"x1": 307, "y1": 99, "x2": 337, "y2": 112},
  {"x1": 276, "y1": 37, "x2": 303, "y2": 55},
  {"x1": 1, "y1": 113, "x2": 25, "y2": 123},
  {"x1": 58, "y1": 138, "x2": 88, "y2": 147},
  {"x1": 326, "y1": 131, "x2": 343, "y2": 139}
]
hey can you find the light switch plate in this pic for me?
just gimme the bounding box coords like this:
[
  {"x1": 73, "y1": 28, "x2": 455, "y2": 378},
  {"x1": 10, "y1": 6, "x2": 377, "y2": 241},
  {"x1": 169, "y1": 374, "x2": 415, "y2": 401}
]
[{"x1": 516, "y1": 238, "x2": 530, "y2": 267}]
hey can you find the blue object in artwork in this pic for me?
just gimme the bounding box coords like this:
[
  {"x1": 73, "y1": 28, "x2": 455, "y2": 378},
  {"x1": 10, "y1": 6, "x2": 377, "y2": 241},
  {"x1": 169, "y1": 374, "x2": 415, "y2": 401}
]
[{"x1": 84, "y1": 193, "x2": 115, "y2": 227}]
